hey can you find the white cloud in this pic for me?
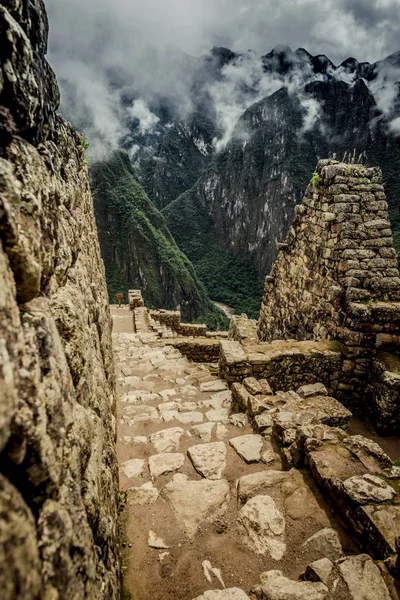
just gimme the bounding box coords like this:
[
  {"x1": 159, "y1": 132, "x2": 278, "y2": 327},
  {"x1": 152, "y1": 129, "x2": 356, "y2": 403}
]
[{"x1": 129, "y1": 100, "x2": 160, "y2": 135}]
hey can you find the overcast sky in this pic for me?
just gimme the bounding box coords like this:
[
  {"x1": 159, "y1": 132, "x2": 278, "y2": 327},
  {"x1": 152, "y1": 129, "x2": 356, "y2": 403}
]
[
  {"x1": 45, "y1": 0, "x2": 400, "y2": 157},
  {"x1": 47, "y1": 0, "x2": 400, "y2": 66}
]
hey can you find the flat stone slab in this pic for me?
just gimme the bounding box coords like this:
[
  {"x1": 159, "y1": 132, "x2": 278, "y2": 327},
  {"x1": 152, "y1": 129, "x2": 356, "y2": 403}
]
[
  {"x1": 200, "y1": 390, "x2": 232, "y2": 409},
  {"x1": 176, "y1": 411, "x2": 204, "y2": 424},
  {"x1": 161, "y1": 474, "x2": 230, "y2": 538},
  {"x1": 149, "y1": 427, "x2": 185, "y2": 453},
  {"x1": 297, "y1": 383, "x2": 328, "y2": 398},
  {"x1": 200, "y1": 380, "x2": 228, "y2": 393},
  {"x1": 191, "y1": 422, "x2": 215, "y2": 442},
  {"x1": 253, "y1": 570, "x2": 328, "y2": 600},
  {"x1": 342, "y1": 474, "x2": 396, "y2": 504},
  {"x1": 238, "y1": 494, "x2": 286, "y2": 560},
  {"x1": 121, "y1": 458, "x2": 146, "y2": 479},
  {"x1": 187, "y1": 442, "x2": 227, "y2": 479},
  {"x1": 303, "y1": 528, "x2": 343, "y2": 561},
  {"x1": 128, "y1": 482, "x2": 159, "y2": 505},
  {"x1": 303, "y1": 558, "x2": 333, "y2": 586},
  {"x1": 337, "y1": 554, "x2": 391, "y2": 600},
  {"x1": 206, "y1": 408, "x2": 231, "y2": 423},
  {"x1": 148, "y1": 453, "x2": 185, "y2": 478},
  {"x1": 237, "y1": 471, "x2": 288, "y2": 504},
  {"x1": 194, "y1": 588, "x2": 249, "y2": 600},
  {"x1": 192, "y1": 590, "x2": 250, "y2": 600},
  {"x1": 230, "y1": 434, "x2": 263, "y2": 463}
]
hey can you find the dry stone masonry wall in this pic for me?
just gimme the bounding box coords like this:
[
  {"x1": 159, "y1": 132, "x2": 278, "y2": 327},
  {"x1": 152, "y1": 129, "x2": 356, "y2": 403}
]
[
  {"x1": 0, "y1": 1, "x2": 120, "y2": 598},
  {"x1": 257, "y1": 160, "x2": 400, "y2": 433}
]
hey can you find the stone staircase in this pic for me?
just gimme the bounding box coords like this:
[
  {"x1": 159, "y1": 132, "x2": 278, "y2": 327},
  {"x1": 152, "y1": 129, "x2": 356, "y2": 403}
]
[{"x1": 112, "y1": 305, "x2": 400, "y2": 600}]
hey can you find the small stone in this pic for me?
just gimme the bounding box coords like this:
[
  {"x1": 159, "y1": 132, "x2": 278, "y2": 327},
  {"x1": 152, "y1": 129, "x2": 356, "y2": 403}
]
[
  {"x1": 229, "y1": 413, "x2": 248, "y2": 428},
  {"x1": 303, "y1": 558, "x2": 333, "y2": 586},
  {"x1": 201, "y1": 390, "x2": 232, "y2": 409},
  {"x1": 133, "y1": 436, "x2": 148, "y2": 445},
  {"x1": 191, "y1": 589, "x2": 250, "y2": 600},
  {"x1": 128, "y1": 482, "x2": 159, "y2": 505},
  {"x1": 253, "y1": 570, "x2": 328, "y2": 600},
  {"x1": 121, "y1": 459, "x2": 145, "y2": 479},
  {"x1": 158, "y1": 402, "x2": 181, "y2": 413},
  {"x1": 238, "y1": 495, "x2": 286, "y2": 560},
  {"x1": 343, "y1": 474, "x2": 396, "y2": 504},
  {"x1": 149, "y1": 427, "x2": 185, "y2": 453},
  {"x1": 191, "y1": 422, "x2": 215, "y2": 442},
  {"x1": 230, "y1": 434, "x2": 263, "y2": 463},
  {"x1": 206, "y1": 409, "x2": 231, "y2": 423},
  {"x1": 200, "y1": 380, "x2": 228, "y2": 393},
  {"x1": 159, "y1": 389, "x2": 177, "y2": 401},
  {"x1": 176, "y1": 411, "x2": 204, "y2": 424},
  {"x1": 188, "y1": 442, "x2": 227, "y2": 479},
  {"x1": 297, "y1": 383, "x2": 328, "y2": 398},
  {"x1": 215, "y1": 424, "x2": 229, "y2": 439},
  {"x1": 148, "y1": 453, "x2": 185, "y2": 478},
  {"x1": 303, "y1": 528, "x2": 343, "y2": 561},
  {"x1": 148, "y1": 530, "x2": 170, "y2": 549}
]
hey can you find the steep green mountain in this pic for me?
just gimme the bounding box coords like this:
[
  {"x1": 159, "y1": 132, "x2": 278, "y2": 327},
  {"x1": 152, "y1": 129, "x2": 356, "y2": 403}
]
[
  {"x1": 163, "y1": 80, "x2": 400, "y2": 298},
  {"x1": 90, "y1": 151, "x2": 228, "y2": 329},
  {"x1": 143, "y1": 112, "x2": 218, "y2": 209}
]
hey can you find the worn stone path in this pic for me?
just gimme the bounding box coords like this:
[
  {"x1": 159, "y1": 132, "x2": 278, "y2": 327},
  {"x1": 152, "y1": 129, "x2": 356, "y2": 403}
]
[{"x1": 112, "y1": 307, "x2": 396, "y2": 600}]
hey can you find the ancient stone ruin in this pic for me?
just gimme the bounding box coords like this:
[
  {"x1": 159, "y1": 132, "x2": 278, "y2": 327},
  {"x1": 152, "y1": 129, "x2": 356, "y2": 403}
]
[
  {"x1": 257, "y1": 159, "x2": 400, "y2": 435},
  {"x1": 1, "y1": 1, "x2": 400, "y2": 599}
]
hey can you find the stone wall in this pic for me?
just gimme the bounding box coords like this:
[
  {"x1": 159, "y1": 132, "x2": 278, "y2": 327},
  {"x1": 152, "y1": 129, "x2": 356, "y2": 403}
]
[
  {"x1": 0, "y1": 2, "x2": 120, "y2": 598},
  {"x1": 257, "y1": 160, "x2": 400, "y2": 432},
  {"x1": 149, "y1": 308, "x2": 208, "y2": 337}
]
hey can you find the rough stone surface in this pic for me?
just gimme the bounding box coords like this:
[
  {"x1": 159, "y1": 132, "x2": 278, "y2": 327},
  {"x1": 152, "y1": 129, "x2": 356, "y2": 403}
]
[
  {"x1": 253, "y1": 570, "x2": 328, "y2": 600},
  {"x1": 148, "y1": 453, "x2": 185, "y2": 478},
  {"x1": 192, "y1": 589, "x2": 250, "y2": 600},
  {"x1": 238, "y1": 495, "x2": 286, "y2": 559},
  {"x1": 0, "y1": 3, "x2": 120, "y2": 598},
  {"x1": 303, "y1": 528, "x2": 343, "y2": 561},
  {"x1": 237, "y1": 471, "x2": 288, "y2": 505},
  {"x1": 187, "y1": 442, "x2": 227, "y2": 479},
  {"x1": 150, "y1": 427, "x2": 185, "y2": 453},
  {"x1": 257, "y1": 160, "x2": 400, "y2": 433},
  {"x1": 297, "y1": 383, "x2": 328, "y2": 398},
  {"x1": 128, "y1": 482, "x2": 159, "y2": 505},
  {"x1": 342, "y1": 474, "x2": 396, "y2": 504},
  {"x1": 230, "y1": 434, "x2": 263, "y2": 462},
  {"x1": 161, "y1": 474, "x2": 230, "y2": 538},
  {"x1": 121, "y1": 459, "x2": 146, "y2": 479},
  {"x1": 337, "y1": 554, "x2": 391, "y2": 600},
  {"x1": 303, "y1": 558, "x2": 333, "y2": 585}
]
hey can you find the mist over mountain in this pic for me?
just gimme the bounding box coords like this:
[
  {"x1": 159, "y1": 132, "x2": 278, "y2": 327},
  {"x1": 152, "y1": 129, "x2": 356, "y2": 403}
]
[{"x1": 45, "y1": 0, "x2": 400, "y2": 320}]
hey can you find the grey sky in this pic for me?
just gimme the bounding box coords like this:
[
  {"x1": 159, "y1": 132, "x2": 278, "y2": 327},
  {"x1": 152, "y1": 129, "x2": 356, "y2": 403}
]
[
  {"x1": 47, "y1": 0, "x2": 400, "y2": 67},
  {"x1": 45, "y1": 0, "x2": 400, "y2": 158}
]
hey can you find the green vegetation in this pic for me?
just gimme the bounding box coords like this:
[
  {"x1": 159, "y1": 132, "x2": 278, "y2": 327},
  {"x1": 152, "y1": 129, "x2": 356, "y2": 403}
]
[
  {"x1": 163, "y1": 184, "x2": 263, "y2": 319},
  {"x1": 311, "y1": 172, "x2": 322, "y2": 187},
  {"x1": 90, "y1": 151, "x2": 228, "y2": 330}
]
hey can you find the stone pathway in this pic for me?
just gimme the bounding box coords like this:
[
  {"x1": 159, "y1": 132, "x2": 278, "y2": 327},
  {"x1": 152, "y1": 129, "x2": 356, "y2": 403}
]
[{"x1": 112, "y1": 307, "x2": 397, "y2": 600}]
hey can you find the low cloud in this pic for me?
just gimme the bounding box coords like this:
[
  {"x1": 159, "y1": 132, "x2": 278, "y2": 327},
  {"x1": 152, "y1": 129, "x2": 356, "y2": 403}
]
[{"x1": 45, "y1": 0, "x2": 400, "y2": 157}]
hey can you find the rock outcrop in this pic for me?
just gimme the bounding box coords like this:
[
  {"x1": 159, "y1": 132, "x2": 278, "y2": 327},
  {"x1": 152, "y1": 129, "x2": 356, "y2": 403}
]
[{"x1": 0, "y1": 1, "x2": 120, "y2": 598}]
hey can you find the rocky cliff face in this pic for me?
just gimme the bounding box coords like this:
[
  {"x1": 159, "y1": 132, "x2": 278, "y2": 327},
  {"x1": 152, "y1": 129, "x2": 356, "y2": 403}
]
[
  {"x1": 91, "y1": 150, "x2": 228, "y2": 330},
  {"x1": 0, "y1": 1, "x2": 120, "y2": 598},
  {"x1": 163, "y1": 79, "x2": 400, "y2": 286}
]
